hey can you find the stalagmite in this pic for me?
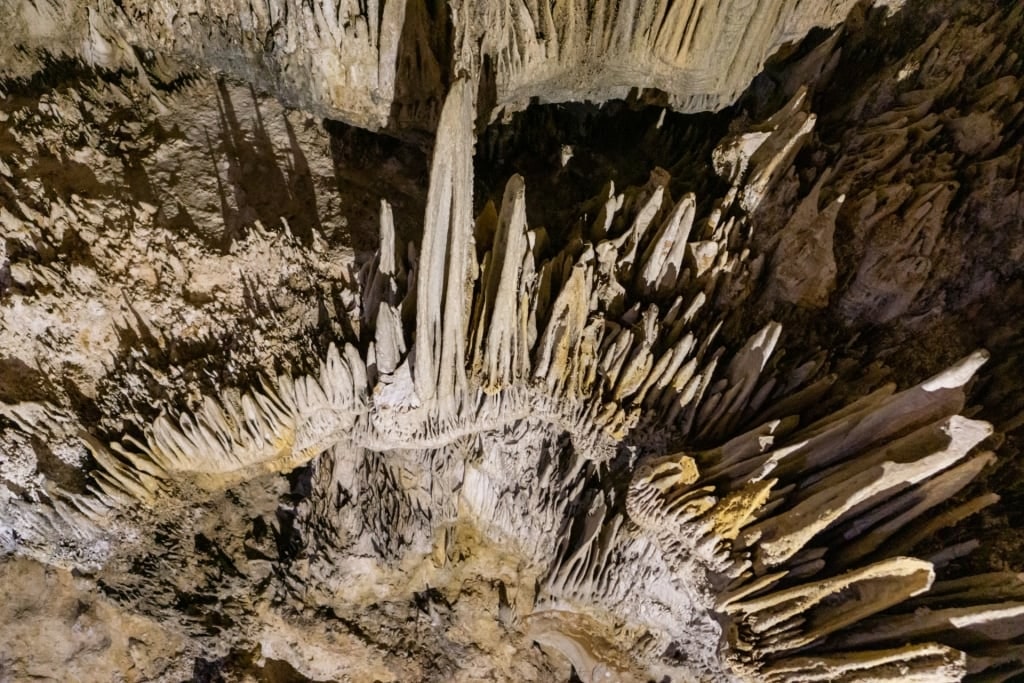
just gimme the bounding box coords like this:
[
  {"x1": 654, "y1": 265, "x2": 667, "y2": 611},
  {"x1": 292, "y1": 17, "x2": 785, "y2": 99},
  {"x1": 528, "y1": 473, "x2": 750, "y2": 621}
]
[
  {"x1": 471, "y1": 174, "x2": 530, "y2": 391},
  {"x1": 414, "y1": 78, "x2": 477, "y2": 409}
]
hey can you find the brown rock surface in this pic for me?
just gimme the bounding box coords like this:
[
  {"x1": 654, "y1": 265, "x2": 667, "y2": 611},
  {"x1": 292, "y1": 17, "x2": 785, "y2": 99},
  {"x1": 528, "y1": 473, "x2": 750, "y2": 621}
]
[{"x1": 0, "y1": 557, "x2": 190, "y2": 680}]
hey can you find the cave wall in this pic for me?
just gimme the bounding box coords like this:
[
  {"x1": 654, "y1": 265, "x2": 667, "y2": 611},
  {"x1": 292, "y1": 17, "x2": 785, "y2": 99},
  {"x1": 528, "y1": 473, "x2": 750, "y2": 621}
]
[
  {"x1": 3, "y1": 0, "x2": 873, "y2": 131},
  {"x1": 1, "y1": 0, "x2": 1024, "y2": 681}
]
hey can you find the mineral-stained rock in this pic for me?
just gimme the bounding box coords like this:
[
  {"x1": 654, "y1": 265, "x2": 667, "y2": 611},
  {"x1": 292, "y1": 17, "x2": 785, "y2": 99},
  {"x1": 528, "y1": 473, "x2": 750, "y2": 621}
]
[
  {"x1": 0, "y1": 556, "x2": 190, "y2": 680},
  {"x1": 2, "y1": 0, "x2": 1024, "y2": 681}
]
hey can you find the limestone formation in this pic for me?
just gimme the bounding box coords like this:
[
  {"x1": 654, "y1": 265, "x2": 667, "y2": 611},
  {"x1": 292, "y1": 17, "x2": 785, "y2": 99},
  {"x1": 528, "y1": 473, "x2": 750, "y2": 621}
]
[
  {"x1": 2, "y1": 0, "x2": 1024, "y2": 681},
  {"x1": 2, "y1": 0, "x2": 872, "y2": 131}
]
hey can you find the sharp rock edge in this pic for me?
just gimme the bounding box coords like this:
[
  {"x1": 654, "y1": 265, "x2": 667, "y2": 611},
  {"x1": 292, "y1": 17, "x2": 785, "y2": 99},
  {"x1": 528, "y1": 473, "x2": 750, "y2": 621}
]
[{"x1": 3, "y1": 81, "x2": 1021, "y2": 683}]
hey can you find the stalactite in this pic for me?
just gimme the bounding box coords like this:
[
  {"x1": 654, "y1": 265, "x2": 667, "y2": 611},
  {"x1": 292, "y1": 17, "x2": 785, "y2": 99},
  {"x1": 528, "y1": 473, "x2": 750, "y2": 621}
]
[{"x1": 3, "y1": 4, "x2": 1024, "y2": 679}]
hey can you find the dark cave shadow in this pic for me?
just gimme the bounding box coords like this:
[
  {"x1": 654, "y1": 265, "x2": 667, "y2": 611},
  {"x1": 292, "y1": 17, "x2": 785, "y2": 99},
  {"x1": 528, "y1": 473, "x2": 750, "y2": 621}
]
[
  {"x1": 23, "y1": 154, "x2": 113, "y2": 204},
  {"x1": 310, "y1": 0, "x2": 451, "y2": 259},
  {"x1": 384, "y1": 0, "x2": 451, "y2": 141},
  {"x1": 472, "y1": 91, "x2": 734, "y2": 252},
  {"x1": 122, "y1": 150, "x2": 158, "y2": 206},
  {"x1": 0, "y1": 357, "x2": 50, "y2": 404},
  {"x1": 323, "y1": 118, "x2": 430, "y2": 255},
  {"x1": 202, "y1": 79, "x2": 325, "y2": 252}
]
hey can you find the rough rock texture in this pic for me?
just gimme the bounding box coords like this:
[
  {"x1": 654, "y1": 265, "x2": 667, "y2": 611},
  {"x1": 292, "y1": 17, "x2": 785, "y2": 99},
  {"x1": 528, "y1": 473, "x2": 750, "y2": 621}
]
[
  {"x1": 0, "y1": 557, "x2": 191, "y2": 680},
  {"x1": 2, "y1": 0, "x2": 875, "y2": 132},
  {"x1": 2, "y1": 0, "x2": 1024, "y2": 681}
]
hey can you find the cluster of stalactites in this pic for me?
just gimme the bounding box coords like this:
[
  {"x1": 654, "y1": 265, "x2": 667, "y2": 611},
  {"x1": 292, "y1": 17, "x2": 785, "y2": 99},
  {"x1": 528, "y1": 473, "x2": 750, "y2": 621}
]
[
  {"x1": 9, "y1": 81, "x2": 819, "y2": 580},
  {"x1": 77, "y1": 78, "x2": 794, "y2": 512},
  {"x1": 618, "y1": 348, "x2": 1024, "y2": 682},
  {"x1": 487, "y1": 88, "x2": 1024, "y2": 681},
  {"x1": 531, "y1": 339, "x2": 1018, "y2": 682},
  {"x1": 9, "y1": 77, "x2": 1021, "y2": 683},
  {"x1": 475, "y1": 0, "x2": 861, "y2": 115}
]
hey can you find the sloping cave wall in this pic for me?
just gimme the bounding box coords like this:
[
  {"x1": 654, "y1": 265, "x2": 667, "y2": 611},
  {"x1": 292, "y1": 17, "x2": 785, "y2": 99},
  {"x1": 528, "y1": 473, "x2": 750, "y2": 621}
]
[{"x1": 1, "y1": 0, "x2": 1023, "y2": 681}]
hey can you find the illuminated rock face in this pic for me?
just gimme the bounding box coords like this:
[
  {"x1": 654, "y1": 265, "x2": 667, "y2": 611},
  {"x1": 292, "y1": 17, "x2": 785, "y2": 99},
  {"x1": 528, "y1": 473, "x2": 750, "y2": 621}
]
[
  {"x1": 3, "y1": 0, "x2": 867, "y2": 130},
  {"x1": 2, "y1": 1, "x2": 1024, "y2": 681}
]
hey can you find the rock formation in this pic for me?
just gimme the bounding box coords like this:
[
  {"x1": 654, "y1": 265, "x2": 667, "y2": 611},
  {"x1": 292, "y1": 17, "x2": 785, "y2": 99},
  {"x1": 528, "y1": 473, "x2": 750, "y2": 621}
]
[
  {"x1": 1, "y1": 0, "x2": 1023, "y2": 681},
  {"x1": 2, "y1": 0, "x2": 877, "y2": 131}
]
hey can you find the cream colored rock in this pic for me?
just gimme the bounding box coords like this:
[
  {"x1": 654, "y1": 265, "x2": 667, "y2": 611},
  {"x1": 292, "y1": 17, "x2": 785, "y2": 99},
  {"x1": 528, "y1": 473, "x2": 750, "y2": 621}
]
[{"x1": 4, "y1": 6, "x2": 1024, "y2": 680}]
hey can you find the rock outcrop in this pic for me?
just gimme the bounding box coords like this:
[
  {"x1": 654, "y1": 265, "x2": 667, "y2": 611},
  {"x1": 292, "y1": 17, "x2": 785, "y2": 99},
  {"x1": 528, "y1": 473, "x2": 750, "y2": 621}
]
[{"x1": 2, "y1": 0, "x2": 1024, "y2": 681}]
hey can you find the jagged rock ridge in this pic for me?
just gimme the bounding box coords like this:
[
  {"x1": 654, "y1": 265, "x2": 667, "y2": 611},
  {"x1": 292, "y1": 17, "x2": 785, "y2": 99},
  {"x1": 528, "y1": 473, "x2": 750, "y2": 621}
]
[
  {"x1": 4, "y1": 0, "x2": 873, "y2": 131},
  {"x1": 6, "y1": 75, "x2": 1024, "y2": 681}
]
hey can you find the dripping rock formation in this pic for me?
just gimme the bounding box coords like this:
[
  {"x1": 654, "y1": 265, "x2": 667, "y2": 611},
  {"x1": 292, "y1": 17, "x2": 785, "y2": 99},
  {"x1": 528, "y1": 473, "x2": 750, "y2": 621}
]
[{"x1": 2, "y1": 0, "x2": 1024, "y2": 681}]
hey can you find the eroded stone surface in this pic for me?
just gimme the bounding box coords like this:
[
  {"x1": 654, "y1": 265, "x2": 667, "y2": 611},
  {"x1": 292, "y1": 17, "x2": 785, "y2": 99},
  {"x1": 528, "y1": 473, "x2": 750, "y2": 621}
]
[{"x1": 2, "y1": 1, "x2": 1024, "y2": 681}]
